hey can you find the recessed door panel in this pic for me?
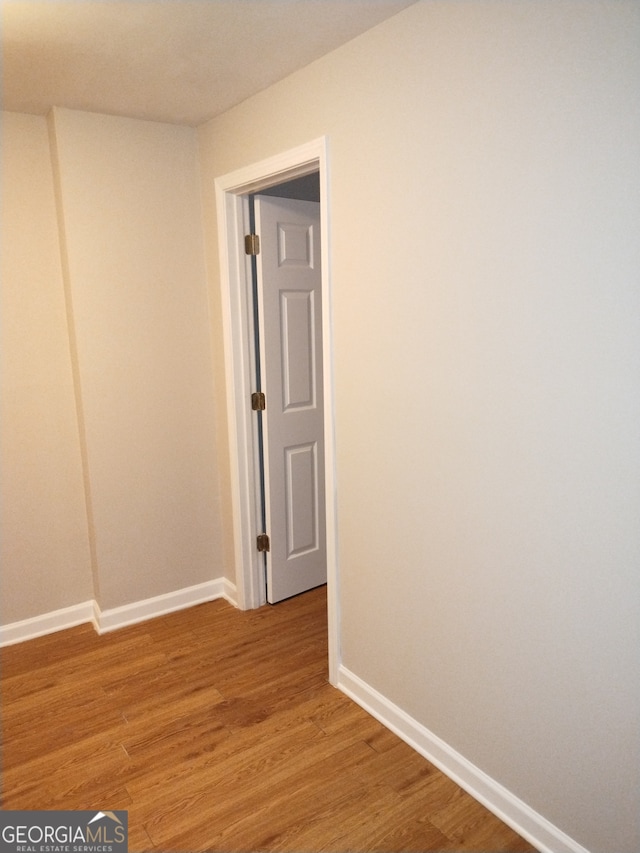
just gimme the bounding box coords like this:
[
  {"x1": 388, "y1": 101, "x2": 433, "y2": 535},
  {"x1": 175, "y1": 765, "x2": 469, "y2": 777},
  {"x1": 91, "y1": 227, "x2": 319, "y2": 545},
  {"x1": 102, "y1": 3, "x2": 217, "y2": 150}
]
[
  {"x1": 285, "y1": 442, "x2": 318, "y2": 557},
  {"x1": 281, "y1": 290, "x2": 316, "y2": 411},
  {"x1": 278, "y1": 222, "x2": 314, "y2": 268}
]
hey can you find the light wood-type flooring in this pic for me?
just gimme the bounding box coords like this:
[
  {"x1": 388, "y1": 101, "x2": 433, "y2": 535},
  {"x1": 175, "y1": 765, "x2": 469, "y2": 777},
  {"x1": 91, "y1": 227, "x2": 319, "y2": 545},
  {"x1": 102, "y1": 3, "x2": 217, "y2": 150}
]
[{"x1": 1, "y1": 586, "x2": 536, "y2": 852}]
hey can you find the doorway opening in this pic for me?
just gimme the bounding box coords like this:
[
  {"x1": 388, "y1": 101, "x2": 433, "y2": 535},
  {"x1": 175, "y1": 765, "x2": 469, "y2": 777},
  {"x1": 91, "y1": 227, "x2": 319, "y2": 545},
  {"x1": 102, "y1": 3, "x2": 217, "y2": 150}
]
[{"x1": 215, "y1": 138, "x2": 338, "y2": 685}]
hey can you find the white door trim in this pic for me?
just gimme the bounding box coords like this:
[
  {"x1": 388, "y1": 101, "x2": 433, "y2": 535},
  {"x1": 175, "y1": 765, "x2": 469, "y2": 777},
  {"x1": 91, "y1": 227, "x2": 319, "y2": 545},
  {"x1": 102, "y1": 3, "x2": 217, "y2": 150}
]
[{"x1": 215, "y1": 137, "x2": 339, "y2": 685}]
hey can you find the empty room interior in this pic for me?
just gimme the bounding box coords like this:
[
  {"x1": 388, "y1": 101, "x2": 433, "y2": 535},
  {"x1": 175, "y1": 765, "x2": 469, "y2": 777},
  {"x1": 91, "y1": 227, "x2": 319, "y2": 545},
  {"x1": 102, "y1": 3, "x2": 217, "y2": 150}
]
[{"x1": 1, "y1": 2, "x2": 638, "y2": 853}]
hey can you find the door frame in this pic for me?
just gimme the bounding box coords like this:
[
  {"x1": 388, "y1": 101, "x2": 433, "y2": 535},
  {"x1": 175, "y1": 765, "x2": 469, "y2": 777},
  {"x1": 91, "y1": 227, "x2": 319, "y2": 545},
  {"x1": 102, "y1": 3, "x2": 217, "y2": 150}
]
[{"x1": 215, "y1": 137, "x2": 339, "y2": 685}]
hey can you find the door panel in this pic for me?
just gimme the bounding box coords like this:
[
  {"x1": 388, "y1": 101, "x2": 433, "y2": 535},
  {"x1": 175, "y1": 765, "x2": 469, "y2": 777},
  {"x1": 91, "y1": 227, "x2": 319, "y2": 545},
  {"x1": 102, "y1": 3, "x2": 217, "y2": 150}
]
[
  {"x1": 286, "y1": 442, "x2": 319, "y2": 556},
  {"x1": 281, "y1": 290, "x2": 316, "y2": 409},
  {"x1": 255, "y1": 196, "x2": 326, "y2": 603}
]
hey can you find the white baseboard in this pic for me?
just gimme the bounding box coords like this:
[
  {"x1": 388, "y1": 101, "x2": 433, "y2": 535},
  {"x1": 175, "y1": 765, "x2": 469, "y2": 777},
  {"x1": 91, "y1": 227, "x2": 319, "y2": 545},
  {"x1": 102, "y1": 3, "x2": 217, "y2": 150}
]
[
  {"x1": 337, "y1": 665, "x2": 590, "y2": 853},
  {"x1": 0, "y1": 578, "x2": 238, "y2": 647},
  {"x1": 0, "y1": 600, "x2": 98, "y2": 647},
  {"x1": 96, "y1": 578, "x2": 237, "y2": 633}
]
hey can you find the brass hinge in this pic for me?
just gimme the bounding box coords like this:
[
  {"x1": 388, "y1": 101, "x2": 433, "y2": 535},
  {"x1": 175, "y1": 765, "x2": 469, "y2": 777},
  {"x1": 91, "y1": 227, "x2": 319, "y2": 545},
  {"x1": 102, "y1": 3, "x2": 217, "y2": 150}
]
[
  {"x1": 256, "y1": 533, "x2": 270, "y2": 552},
  {"x1": 251, "y1": 391, "x2": 266, "y2": 411},
  {"x1": 245, "y1": 233, "x2": 260, "y2": 255}
]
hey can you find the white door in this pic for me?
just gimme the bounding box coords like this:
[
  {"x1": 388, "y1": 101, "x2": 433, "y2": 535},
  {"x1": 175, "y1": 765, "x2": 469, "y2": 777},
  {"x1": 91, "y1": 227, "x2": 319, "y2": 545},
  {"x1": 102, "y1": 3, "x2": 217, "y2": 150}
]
[{"x1": 254, "y1": 195, "x2": 326, "y2": 603}]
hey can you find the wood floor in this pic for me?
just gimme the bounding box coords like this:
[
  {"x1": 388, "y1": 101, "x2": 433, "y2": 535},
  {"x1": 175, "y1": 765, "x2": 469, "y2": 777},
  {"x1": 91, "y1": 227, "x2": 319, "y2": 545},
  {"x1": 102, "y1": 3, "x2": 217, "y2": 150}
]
[{"x1": 1, "y1": 586, "x2": 536, "y2": 852}]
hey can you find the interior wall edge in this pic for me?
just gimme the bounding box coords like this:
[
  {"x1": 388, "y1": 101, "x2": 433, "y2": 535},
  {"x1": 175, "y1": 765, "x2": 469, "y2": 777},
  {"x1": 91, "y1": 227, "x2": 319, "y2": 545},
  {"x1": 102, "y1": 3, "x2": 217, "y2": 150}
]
[{"x1": 46, "y1": 106, "x2": 102, "y2": 603}]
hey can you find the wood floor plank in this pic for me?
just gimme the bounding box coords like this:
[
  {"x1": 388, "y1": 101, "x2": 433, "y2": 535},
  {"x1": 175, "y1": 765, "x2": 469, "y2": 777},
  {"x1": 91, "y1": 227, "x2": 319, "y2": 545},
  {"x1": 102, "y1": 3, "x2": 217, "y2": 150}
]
[
  {"x1": 0, "y1": 623, "x2": 103, "y2": 678},
  {"x1": 127, "y1": 821, "x2": 158, "y2": 853},
  {"x1": 1, "y1": 730, "x2": 133, "y2": 812},
  {"x1": 188, "y1": 744, "x2": 399, "y2": 853},
  {"x1": 2, "y1": 689, "x2": 127, "y2": 769},
  {"x1": 128, "y1": 718, "x2": 333, "y2": 838},
  {"x1": 1, "y1": 586, "x2": 536, "y2": 852},
  {"x1": 309, "y1": 793, "x2": 454, "y2": 853}
]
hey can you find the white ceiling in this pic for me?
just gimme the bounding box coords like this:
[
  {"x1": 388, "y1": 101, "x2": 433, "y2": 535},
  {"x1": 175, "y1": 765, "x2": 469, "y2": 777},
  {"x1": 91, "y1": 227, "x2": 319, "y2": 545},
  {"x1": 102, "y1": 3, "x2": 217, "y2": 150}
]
[{"x1": 1, "y1": 0, "x2": 417, "y2": 126}]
